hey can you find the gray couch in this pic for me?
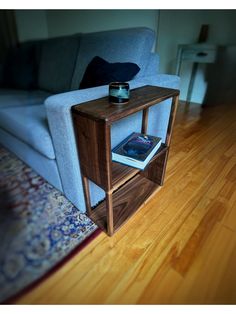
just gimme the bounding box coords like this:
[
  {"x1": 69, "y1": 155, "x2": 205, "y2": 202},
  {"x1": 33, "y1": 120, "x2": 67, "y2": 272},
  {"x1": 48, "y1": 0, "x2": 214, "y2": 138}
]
[{"x1": 0, "y1": 27, "x2": 180, "y2": 212}]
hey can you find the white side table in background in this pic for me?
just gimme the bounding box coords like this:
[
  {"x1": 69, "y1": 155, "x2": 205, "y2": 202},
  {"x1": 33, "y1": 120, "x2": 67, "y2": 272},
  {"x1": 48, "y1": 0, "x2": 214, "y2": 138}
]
[{"x1": 175, "y1": 43, "x2": 217, "y2": 104}]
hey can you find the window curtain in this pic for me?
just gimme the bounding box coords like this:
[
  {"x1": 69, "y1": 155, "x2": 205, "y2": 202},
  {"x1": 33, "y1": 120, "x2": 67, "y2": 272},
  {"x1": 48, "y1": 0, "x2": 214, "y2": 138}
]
[{"x1": 0, "y1": 10, "x2": 18, "y2": 62}]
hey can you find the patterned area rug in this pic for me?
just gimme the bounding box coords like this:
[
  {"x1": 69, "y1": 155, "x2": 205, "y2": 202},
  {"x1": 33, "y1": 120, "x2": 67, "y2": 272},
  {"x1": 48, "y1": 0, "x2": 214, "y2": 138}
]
[{"x1": 0, "y1": 146, "x2": 99, "y2": 303}]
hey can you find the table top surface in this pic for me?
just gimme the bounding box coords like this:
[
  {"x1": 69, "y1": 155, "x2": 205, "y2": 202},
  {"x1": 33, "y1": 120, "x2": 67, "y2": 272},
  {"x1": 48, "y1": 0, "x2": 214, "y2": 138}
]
[{"x1": 72, "y1": 85, "x2": 179, "y2": 124}]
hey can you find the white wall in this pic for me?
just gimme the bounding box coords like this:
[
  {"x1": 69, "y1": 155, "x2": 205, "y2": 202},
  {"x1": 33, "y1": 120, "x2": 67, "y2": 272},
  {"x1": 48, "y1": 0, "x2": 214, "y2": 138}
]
[
  {"x1": 46, "y1": 10, "x2": 158, "y2": 37},
  {"x1": 15, "y1": 10, "x2": 48, "y2": 42},
  {"x1": 15, "y1": 10, "x2": 158, "y2": 43},
  {"x1": 157, "y1": 10, "x2": 236, "y2": 103}
]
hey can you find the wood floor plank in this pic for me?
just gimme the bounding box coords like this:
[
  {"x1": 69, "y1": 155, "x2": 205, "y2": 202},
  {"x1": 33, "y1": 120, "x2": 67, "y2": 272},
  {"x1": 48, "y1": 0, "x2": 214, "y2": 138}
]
[
  {"x1": 138, "y1": 268, "x2": 183, "y2": 304},
  {"x1": 170, "y1": 223, "x2": 236, "y2": 304},
  {"x1": 15, "y1": 102, "x2": 236, "y2": 304}
]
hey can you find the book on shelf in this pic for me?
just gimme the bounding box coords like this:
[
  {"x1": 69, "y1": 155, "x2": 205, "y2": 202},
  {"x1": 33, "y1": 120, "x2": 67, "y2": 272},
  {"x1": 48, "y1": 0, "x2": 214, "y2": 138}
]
[{"x1": 112, "y1": 132, "x2": 162, "y2": 170}]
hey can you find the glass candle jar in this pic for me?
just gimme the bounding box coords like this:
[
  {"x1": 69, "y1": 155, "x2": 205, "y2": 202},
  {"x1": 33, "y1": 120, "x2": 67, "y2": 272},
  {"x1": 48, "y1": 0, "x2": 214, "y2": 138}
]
[{"x1": 109, "y1": 82, "x2": 130, "y2": 105}]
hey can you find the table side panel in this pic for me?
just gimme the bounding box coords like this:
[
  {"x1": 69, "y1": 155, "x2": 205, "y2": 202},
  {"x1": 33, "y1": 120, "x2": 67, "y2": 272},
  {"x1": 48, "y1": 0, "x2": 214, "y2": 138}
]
[
  {"x1": 73, "y1": 114, "x2": 111, "y2": 190},
  {"x1": 141, "y1": 148, "x2": 169, "y2": 186}
]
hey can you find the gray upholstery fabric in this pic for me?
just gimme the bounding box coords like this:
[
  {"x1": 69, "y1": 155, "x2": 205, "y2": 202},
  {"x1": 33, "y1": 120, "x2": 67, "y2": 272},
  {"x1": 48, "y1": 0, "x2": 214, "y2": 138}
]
[
  {"x1": 38, "y1": 35, "x2": 80, "y2": 93},
  {"x1": 0, "y1": 128, "x2": 62, "y2": 192},
  {"x1": 0, "y1": 104, "x2": 55, "y2": 159},
  {"x1": 0, "y1": 89, "x2": 51, "y2": 108},
  {"x1": 71, "y1": 27, "x2": 155, "y2": 90},
  {"x1": 145, "y1": 53, "x2": 160, "y2": 76}
]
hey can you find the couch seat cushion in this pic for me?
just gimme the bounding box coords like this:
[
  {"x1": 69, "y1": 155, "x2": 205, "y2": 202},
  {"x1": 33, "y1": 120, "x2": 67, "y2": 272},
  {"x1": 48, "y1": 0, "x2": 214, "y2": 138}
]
[
  {"x1": 0, "y1": 89, "x2": 52, "y2": 109},
  {"x1": 0, "y1": 104, "x2": 55, "y2": 159}
]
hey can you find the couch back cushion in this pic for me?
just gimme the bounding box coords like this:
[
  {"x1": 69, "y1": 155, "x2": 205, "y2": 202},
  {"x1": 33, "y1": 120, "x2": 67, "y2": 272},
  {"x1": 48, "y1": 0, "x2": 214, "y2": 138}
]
[
  {"x1": 71, "y1": 27, "x2": 155, "y2": 90},
  {"x1": 3, "y1": 42, "x2": 38, "y2": 90},
  {"x1": 38, "y1": 35, "x2": 80, "y2": 93}
]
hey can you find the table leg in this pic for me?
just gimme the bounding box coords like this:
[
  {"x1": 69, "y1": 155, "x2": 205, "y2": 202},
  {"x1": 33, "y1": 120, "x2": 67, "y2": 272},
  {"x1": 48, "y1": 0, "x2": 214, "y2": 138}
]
[
  {"x1": 186, "y1": 62, "x2": 198, "y2": 106},
  {"x1": 106, "y1": 191, "x2": 114, "y2": 236},
  {"x1": 81, "y1": 175, "x2": 92, "y2": 216},
  {"x1": 165, "y1": 95, "x2": 179, "y2": 146},
  {"x1": 142, "y1": 108, "x2": 149, "y2": 134}
]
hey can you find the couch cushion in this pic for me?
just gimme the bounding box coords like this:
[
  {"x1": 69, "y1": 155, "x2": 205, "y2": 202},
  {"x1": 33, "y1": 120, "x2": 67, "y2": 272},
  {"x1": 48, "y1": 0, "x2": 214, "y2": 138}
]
[
  {"x1": 0, "y1": 89, "x2": 51, "y2": 108},
  {"x1": 71, "y1": 27, "x2": 155, "y2": 90},
  {"x1": 38, "y1": 35, "x2": 80, "y2": 93},
  {"x1": 3, "y1": 42, "x2": 38, "y2": 90},
  {"x1": 0, "y1": 104, "x2": 55, "y2": 159}
]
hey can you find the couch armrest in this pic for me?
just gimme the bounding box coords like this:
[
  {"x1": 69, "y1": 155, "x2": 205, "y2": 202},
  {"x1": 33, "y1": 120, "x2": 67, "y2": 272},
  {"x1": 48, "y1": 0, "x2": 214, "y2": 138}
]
[{"x1": 45, "y1": 74, "x2": 180, "y2": 212}]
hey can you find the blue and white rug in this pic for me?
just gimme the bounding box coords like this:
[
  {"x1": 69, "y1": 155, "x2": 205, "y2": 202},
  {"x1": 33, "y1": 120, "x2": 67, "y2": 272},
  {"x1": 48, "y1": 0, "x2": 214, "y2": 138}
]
[{"x1": 0, "y1": 146, "x2": 99, "y2": 303}]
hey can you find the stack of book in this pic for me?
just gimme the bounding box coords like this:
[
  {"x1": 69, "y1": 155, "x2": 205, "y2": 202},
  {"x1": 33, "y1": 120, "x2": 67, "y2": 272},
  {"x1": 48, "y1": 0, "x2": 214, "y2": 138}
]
[{"x1": 112, "y1": 132, "x2": 162, "y2": 170}]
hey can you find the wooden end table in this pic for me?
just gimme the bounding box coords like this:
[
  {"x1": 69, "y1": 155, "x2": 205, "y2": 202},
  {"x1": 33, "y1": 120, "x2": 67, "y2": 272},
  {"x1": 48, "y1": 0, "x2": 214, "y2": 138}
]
[{"x1": 72, "y1": 85, "x2": 179, "y2": 236}]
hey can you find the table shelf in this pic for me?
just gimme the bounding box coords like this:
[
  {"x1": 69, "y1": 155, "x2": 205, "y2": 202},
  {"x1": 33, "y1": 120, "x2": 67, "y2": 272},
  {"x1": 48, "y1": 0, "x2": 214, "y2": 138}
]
[
  {"x1": 89, "y1": 175, "x2": 159, "y2": 233},
  {"x1": 111, "y1": 144, "x2": 168, "y2": 191}
]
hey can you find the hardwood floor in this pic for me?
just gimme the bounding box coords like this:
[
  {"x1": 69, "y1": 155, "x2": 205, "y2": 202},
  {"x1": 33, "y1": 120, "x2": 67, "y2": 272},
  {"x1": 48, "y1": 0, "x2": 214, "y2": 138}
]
[{"x1": 16, "y1": 102, "x2": 236, "y2": 304}]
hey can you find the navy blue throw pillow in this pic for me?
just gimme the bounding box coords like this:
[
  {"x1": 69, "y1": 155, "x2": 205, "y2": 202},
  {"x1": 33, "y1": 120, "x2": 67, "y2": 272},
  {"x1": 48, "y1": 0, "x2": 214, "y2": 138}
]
[{"x1": 79, "y1": 56, "x2": 140, "y2": 89}]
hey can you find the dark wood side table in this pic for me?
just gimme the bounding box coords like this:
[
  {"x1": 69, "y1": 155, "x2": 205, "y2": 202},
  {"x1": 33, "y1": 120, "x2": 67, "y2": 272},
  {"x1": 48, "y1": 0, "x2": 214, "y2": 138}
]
[{"x1": 72, "y1": 85, "x2": 179, "y2": 236}]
